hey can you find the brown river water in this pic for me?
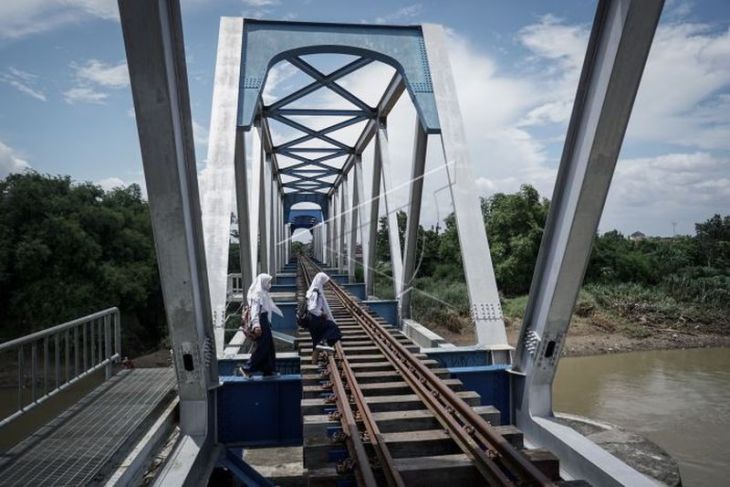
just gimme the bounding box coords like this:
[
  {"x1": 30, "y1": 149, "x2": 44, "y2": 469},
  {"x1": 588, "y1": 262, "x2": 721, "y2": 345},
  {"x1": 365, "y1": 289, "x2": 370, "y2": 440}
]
[
  {"x1": 554, "y1": 347, "x2": 730, "y2": 486},
  {"x1": 1, "y1": 348, "x2": 727, "y2": 485}
]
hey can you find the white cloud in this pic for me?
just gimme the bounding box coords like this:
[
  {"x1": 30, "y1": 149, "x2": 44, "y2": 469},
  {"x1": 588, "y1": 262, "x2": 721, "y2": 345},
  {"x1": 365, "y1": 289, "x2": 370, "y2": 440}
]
[
  {"x1": 515, "y1": 15, "x2": 588, "y2": 128},
  {"x1": 629, "y1": 22, "x2": 730, "y2": 149},
  {"x1": 192, "y1": 120, "x2": 209, "y2": 147},
  {"x1": 63, "y1": 86, "x2": 108, "y2": 104},
  {"x1": 96, "y1": 176, "x2": 125, "y2": 191},
  {"x1": 65, "y1": 59, "x2": 129, "y2": 104},
  {"x1": 0, "y1": 140, "x2": 30, "y2": 178},
  {"x1": 242, "y1": 0, "x2": 279, "y2": 6},
  {"x1": 613, "y1": 152, "x2": 729, "y2": 206},
  {"x1": 504, "y1": 12, "x2": 730, "y2": 234},
  {"x1": 602, "y1": 152, "x2": 730, "y2": 235},
  {"x1": 241, "y1": 0, "x2": 280, "y2": 17},
  {"x1": 375, "y1": 4, "x2": 422, "y2": 24},
  {"x1": 0, "y1": 0, "x2": 117, "y2": 40},
  {"x1": 0, "y1": 67, "x2": 47, "y2": 101},
  {"x1": 515, "y1": 14, "x2": 730, "y2": 150},
  {"x1": 73, "y1": 59, "x2": 129, "y2": 88}
]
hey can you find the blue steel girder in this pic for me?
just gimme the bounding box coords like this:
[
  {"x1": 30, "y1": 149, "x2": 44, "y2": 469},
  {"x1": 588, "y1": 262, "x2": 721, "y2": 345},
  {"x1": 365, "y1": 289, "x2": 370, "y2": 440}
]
[
  {"x1": 284, "y1": 193, "x2": 329, "y2": 221},
  {"x1": 290, "y1": 209, "x2": 322, "y2": 231},
  {"x1": 238, "y1": 19, "x2": 440, "y2": 133}
]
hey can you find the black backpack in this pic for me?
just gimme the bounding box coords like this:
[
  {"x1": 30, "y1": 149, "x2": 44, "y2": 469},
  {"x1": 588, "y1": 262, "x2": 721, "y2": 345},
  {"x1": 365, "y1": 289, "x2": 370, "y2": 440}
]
[{"x1": 296, "y1": 289, "x2": 316, "y2": 328}]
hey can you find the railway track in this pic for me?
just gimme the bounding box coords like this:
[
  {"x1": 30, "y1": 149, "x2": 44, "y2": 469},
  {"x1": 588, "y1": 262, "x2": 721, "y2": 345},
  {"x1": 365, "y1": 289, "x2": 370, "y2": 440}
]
[{"x1": 296, "y1": 256, "x2": 574, "y2": 486}]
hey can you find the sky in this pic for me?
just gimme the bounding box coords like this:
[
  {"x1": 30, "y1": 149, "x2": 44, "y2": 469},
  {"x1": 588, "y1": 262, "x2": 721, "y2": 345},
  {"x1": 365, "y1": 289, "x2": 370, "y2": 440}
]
[{"x1": 0, "y1": 0, "x2": 728, "y2": 237}]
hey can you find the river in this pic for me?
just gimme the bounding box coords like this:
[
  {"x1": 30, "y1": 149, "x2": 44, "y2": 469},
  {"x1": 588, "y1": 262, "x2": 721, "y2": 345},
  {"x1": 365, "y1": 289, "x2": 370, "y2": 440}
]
[{"x1": 554, "y1": 347, "x2": 730, "y2": 486}]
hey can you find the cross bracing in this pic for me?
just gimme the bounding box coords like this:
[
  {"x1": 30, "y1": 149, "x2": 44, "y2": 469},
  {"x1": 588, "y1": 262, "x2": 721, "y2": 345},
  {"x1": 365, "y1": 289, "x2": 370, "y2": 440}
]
[{"x1": 259, "y1": 54, "x2": 394, "y2": 196}]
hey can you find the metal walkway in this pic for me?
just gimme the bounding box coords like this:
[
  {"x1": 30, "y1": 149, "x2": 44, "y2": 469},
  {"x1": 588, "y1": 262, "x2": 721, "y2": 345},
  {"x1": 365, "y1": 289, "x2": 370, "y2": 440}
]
[{"x1": 0, "y1": 368, "x2": 176, "y2": 486}]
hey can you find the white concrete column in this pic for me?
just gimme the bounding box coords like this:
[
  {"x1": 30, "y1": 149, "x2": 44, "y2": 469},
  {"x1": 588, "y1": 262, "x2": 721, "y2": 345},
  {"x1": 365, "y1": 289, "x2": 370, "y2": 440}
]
[
  {"x1": 401, "y1": 120, "x2": 428, "y2": 318},
  {"x1": 338, "y1": 176, "x2": 348, "y2": 273},
  {"x1": 423, "y1": 24, "x2": 506, "y2": 350},
  {"x1": 331, "y1": 190, "x2": 339, "y2": 268},
  {"x1": 348, "y1": 156, "x2": 362, "y2": 281},
  {"x1": 197, "y1": 17, "x2": 244, "y2": 354},
  {"x1": 264, "y1": 158, "x2": 274, "y2": 274},
  {"x1": 364, "y1": 138, "x2": 382, "y2": 297},
  {"x1": 355, "y1": 154, "x2": 368, "y2": 284},
  {"x1": 257, "y1": 151, "x2": 270, "y2": 274},
  {"x1": 377, "y1": 123, "x2": 404, "y2": 301},
  {"x1": 248, "y1": 127, "x2": 263, "y2": 276}
]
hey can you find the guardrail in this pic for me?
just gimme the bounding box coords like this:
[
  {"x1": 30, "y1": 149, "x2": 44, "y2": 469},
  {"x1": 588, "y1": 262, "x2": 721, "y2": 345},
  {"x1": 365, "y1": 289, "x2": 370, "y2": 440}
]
[
  {"x1": 0, "y1": 307, "x2": 122, "y2": 428},
  {"x1": 227, "y1": 273, "x2": 243, "y2": 299}
]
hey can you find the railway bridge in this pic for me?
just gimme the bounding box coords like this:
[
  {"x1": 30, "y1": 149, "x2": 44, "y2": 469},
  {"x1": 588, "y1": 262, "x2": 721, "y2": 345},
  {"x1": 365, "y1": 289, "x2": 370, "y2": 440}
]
[{"x1": 0, "y1": 0, "x2": 674, "y2": 485}]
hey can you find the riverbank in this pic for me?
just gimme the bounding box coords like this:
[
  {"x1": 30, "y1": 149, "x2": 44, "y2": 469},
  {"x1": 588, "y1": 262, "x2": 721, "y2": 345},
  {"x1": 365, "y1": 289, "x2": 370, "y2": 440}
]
[{"x1": 426, "y1": 313, "x2": 730, "y2": 357}]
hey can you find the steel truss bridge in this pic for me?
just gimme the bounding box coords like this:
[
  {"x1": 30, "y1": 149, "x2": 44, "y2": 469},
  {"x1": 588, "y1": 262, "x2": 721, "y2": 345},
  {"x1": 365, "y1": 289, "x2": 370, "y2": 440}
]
[{"x1": 0, "y1": 0, "x2": 669, "y2": 485}]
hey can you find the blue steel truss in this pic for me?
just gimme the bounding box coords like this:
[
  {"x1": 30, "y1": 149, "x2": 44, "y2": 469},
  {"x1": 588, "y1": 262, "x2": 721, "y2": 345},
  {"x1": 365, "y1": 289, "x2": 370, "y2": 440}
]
[{"x1": 239, "y1": 19, "x2": 442, "y2": 203}]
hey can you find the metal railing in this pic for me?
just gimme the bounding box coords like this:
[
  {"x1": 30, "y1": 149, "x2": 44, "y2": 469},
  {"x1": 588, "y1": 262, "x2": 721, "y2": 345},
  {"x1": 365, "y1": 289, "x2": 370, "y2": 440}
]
[
  {"x1": 227, "y1": 273, "x2": 243, "y2": 299},
  {"x1": 0, "y1": 307, "x2": 122, "y2": 428}
]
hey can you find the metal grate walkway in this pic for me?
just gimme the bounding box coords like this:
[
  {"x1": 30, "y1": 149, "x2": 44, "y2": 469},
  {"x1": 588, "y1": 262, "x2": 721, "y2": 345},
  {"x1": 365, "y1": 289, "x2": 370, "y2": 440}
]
[{"x1": 0, "y1": 367, "x2": 176, "y2": 486}]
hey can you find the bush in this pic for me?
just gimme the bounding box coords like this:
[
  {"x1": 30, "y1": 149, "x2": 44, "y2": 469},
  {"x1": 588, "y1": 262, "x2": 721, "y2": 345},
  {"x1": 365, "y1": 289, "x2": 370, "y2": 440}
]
[{"x1": 501, "y1": 295, "x2": 528, "y2": 319}]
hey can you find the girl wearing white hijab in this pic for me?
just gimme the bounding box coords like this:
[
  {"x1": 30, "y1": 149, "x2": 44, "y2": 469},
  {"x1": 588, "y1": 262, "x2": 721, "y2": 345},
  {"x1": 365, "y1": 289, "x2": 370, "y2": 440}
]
[
  {"x1": 305, "y1": 272, "x2": 342, "y2": 364},
  {"x1": 242, "y1": 273, "x2": 282, "y2": 376}
]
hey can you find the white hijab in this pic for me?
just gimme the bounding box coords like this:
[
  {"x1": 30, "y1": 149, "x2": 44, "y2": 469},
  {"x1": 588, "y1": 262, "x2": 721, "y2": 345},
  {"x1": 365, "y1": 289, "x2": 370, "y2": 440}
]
[
  {"x1": 306, "y1": 272, "x2": 330, "y2": 298},
  {"x1": 247, "y1": 273, "x2": 283, "y2": 317}
]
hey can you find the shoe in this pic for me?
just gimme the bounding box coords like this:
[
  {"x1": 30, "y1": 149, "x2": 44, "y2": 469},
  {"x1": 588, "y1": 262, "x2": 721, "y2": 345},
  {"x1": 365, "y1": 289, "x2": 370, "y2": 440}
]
[
  {"x1": 315, "y1": 344, "x2": 335, "y2": 353},
  {"x1": 237, "y1": 366, "x2": 252, "y2": 378}
]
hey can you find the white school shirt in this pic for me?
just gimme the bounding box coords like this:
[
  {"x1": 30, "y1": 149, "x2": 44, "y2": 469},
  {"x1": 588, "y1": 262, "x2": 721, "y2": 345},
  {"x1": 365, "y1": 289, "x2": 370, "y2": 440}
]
[{"x1": 307, "y1": 289, "x2": 334, "y2": 321}]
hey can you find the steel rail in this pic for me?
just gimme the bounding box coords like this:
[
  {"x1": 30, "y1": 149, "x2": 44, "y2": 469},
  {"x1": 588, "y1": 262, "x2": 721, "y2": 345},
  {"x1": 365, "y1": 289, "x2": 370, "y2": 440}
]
[
  {"x1": 302, "y1": 262, "x2": 403, "y2": 486},
  {"x1": 327, "y1": 354, "x2": 375, "y2": 486},
  {"x1": 301, "y1": 261, "x2": 374, "y2": 485},
  {"x1": 301, "y1": 259, "x2": 509, "y2": 485},
  {"x1": 334, "y1": 342, "x2": 405, "y2": 487},
  {"x1": 327, "y1": 280, "x2": 513, "y2": 487},
  {"x1": 301, "y1": 256, "x2": 555, "y2": 486}
]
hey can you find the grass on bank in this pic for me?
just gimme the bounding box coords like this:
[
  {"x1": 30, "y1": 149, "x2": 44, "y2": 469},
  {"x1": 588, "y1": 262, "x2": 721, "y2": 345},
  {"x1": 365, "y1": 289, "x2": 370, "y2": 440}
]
[{"x1": 372, "y1": 271, "x2": 729, "y2": 340}]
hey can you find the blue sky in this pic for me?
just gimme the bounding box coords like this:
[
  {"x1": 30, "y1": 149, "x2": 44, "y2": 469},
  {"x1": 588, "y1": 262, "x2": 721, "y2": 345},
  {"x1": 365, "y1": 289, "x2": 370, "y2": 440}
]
[{"x1": 1, "y1": 0, "x2": 728, "y2": 236}]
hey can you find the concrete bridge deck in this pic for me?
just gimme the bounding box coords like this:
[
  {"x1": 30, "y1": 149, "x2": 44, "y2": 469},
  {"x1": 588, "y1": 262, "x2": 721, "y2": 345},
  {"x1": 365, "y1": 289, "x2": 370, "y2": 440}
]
[{"x1": 0, "y1": 368, "x2": 176, "y2": 486}]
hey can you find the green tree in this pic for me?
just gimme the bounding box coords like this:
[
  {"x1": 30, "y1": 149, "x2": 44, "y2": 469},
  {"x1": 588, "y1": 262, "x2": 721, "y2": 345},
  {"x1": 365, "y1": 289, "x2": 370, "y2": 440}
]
[
  {"x1": 695, "y1": 214, "x2": 730, "y2": 269},
  {"x1": 0, "y1": 173, "x2": 164, "y2": 355},
  {"x1": 481, "y1": 184, "x2": 550, "y2": 295},
  {"x1": 375, "y1": 211, "x2": 407, "y2": 261}
]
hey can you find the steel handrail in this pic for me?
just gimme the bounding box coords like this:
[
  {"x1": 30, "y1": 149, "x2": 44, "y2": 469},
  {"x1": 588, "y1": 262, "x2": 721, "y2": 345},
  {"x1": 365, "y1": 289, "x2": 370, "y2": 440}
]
[
  {"x1": 0, "y1": 307, "x2": 122, "y2": 428},
  {"x1": 0, "y1": 307, "x2": 119, "y2": 353}
]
